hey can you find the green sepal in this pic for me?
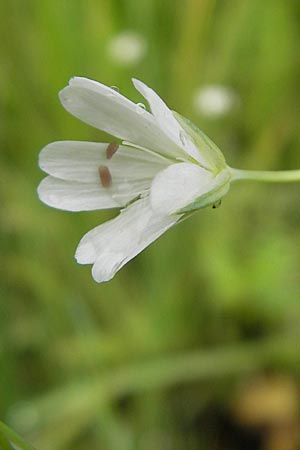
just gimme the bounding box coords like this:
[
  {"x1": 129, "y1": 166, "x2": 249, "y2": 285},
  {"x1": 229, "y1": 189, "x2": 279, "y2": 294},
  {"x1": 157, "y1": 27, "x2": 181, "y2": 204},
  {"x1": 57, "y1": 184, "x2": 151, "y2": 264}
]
[
  {"x1": 173, "y1": 111, "x2": 226, "y2": 172},
  {"x1": 172, "y1": 169, "x2": 231, "y2": 214}
]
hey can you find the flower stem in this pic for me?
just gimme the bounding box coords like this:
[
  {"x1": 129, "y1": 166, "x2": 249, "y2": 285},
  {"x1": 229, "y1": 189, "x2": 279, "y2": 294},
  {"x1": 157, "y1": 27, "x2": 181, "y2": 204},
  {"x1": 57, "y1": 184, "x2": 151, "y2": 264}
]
[{"x1": 230, "y1": 167, "x2": 300, "y2": 183}]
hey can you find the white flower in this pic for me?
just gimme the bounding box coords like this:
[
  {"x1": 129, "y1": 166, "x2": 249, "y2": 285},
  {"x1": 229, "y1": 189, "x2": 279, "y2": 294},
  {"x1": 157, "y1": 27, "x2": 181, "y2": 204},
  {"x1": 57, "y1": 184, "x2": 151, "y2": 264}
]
[
  {"x1": 193, "y1": 84, "x2": 239, "y2": 118},
  {"x1": 107, "y1": 30, "x2": 147, "y2": 66},
  {"x1": 38, "y1": 77, "x2": 232, "y2": 282}
]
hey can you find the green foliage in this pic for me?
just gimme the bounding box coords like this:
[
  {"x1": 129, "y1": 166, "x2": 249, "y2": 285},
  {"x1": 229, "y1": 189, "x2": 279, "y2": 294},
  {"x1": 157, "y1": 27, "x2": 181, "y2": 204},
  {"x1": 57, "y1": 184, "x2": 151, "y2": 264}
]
[
  {"x1": 0, "y1": 420, "x2": 37, "y2": 450},
  {"x1": 1, "y1": 0, "x2": 300, "y2": 449}
]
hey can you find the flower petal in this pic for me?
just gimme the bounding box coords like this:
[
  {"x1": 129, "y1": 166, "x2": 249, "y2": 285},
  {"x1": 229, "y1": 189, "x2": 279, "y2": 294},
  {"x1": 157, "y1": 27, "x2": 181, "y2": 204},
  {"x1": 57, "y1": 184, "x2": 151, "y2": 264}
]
[
  {"x1": 39, "y1": 141, "x2": 168, "y2": 183},
  {"x1": 59, "y1": 77, "x2": 181, "y2": 159},
  {"x1": 75, "y1": 197, "x2": 181, "y2": 282},
  {"x1": 150, "y1": 162, "x2": 216, "y2": 214},
  {"x1": 37, "y1": 176, "x2": 151, "y2": 211},
  {"x1": 132, "y1": 79, "x2": 210, "y2": 168}
]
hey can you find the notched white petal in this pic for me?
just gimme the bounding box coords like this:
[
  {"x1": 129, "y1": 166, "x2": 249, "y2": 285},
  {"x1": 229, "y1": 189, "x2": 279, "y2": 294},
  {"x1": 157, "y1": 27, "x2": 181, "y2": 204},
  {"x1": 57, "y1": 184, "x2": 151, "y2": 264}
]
[
  {"x1": 39, "y1": 141, "x2": 106, "y2": 182},
  {"x1": 150, "y1": 162, "x2": 216, "y2": 215},
  {"x1": 39, "y1": 141, "x2": 168, "y2": 183},
  {"x1": 38, "y1": 174, "x2": 156, "y2": 212},
  {"x1": 75, "y1": 198, "x2": 181, "y2": 282},
  {"x1": 59, "y1": 77, "x2": 180, "y2": 158},
  {"x1": 37, "y1": 176, "x2": 120, "y2": 211}
]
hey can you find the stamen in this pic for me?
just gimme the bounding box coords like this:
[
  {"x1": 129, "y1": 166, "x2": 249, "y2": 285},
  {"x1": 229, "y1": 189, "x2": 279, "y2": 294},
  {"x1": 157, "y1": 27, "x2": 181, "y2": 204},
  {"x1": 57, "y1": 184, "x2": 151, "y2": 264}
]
[
  {"x1": 106, "y1": 142, "x2": 119, "y2": 159},
  {"x1": 98, "y1": 165, "x2": 112, "y2": 187}
]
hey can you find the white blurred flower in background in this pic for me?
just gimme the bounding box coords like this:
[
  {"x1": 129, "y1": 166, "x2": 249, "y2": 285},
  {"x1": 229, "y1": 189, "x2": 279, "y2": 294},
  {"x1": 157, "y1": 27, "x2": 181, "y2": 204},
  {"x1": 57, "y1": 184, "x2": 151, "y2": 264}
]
[
  {"x1": 107, "y1": 30, "x2": 147, "y2": 66},
  {"x1": 193, "y1": 84, "x2": 239, "y2": 118}
]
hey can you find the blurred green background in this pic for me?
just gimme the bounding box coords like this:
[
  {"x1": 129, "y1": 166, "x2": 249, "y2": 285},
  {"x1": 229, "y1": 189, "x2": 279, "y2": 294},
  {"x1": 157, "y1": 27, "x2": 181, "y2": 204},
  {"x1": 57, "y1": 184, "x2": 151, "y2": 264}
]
[{"x1": 1, "y1": 0, "x2": 300, "y2": 449}]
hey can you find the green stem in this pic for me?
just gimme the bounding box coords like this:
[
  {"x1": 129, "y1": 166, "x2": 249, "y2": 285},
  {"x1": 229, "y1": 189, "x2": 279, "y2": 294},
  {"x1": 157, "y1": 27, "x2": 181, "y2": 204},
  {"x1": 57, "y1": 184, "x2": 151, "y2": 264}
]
[
  {"x1": 0, "y1": 433, "x2": 13, "y2": 450},
  {"x1": 230, "y1": 167, "x2": 300, "y2": 183},
  {"x1": 0, "y1": 421, "x2": 37, "y2": 450}
]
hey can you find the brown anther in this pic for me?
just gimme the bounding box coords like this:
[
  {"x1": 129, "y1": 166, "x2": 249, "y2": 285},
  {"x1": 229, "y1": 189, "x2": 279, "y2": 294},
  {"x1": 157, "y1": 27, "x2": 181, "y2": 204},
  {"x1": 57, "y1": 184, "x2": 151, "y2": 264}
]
[
  {"x1": 98, "y1": 165, "x2": 112, "y2": 188},
  {"x1": 106, "y1": 142, "x2": 119, "y2": 159}
]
